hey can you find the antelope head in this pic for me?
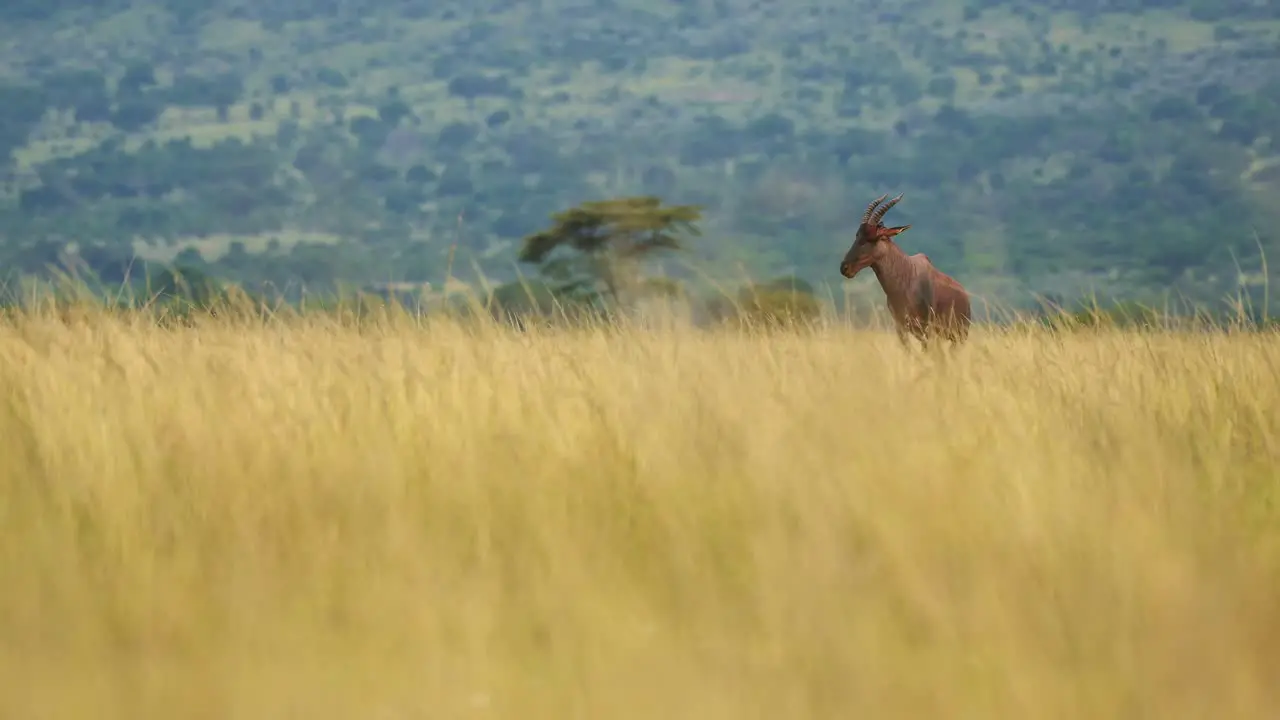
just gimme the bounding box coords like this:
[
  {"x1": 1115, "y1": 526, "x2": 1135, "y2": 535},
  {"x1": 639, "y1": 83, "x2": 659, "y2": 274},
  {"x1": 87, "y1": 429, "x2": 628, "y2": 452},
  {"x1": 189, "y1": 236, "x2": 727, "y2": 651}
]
[{"x1": 839, "y1": 193, "x2": 911, "y2": 279}]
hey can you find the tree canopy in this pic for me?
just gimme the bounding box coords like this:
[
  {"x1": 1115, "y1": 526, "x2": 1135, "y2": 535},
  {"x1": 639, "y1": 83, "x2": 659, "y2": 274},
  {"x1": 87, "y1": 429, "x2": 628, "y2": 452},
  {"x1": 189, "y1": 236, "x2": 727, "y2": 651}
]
[{"x1": 519, "y1": 196, "x2": 703, "y2": 306}]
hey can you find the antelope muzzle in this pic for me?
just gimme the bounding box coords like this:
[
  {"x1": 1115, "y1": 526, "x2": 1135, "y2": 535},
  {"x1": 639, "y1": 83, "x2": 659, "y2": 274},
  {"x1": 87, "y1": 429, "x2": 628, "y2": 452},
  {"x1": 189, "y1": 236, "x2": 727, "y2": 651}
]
[{"x1": 839, "y1": 259, "x2": 861, "y2": 278}]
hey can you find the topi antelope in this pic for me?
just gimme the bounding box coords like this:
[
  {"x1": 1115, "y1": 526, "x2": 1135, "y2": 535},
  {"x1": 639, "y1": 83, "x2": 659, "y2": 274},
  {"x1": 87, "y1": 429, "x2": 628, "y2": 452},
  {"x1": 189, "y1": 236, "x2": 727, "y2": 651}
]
[{"x1": 839, "y1": 193, "x2": 971, "y2": 348}]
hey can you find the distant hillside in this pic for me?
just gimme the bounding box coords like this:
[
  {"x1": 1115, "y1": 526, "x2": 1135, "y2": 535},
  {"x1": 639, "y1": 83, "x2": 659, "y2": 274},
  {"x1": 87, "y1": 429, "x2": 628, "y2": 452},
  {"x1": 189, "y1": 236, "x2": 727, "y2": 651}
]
[{"x1": 0, "y1": 0, "x2": 1277, "y2": 309}]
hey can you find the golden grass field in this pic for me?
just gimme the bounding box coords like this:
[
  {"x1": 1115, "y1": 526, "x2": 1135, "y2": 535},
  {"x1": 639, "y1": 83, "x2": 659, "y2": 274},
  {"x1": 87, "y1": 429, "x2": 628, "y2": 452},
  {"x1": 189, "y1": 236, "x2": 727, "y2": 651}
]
[{"x1": 1, "y1": 304, "x2": 1279, "y2": 719}]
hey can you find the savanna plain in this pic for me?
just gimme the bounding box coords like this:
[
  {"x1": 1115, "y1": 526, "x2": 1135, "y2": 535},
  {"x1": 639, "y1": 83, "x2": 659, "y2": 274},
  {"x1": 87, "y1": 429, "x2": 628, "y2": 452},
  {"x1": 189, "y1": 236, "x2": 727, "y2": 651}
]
[{"x1": 2, "y1": 304, "x2": 1279, "y2": 720}]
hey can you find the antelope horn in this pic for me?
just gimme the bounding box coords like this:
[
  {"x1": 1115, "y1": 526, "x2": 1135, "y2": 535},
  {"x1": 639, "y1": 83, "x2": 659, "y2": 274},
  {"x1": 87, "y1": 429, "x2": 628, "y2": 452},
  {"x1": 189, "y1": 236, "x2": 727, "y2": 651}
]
[
  {"x1": 861, "y1": 194, "x2": 887, "y2": 225},
  {"x1": 870, "y1": 193, "x2": 904, "y2": 225}
]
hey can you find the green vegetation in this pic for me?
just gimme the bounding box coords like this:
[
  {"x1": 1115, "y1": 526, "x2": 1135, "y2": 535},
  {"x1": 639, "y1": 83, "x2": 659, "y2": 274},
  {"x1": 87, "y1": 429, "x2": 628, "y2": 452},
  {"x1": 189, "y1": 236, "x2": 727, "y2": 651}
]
[
  {"x1": 730, "y1": 276, "x2": 825, "y2": 328},
  {"x1": 0, "y1": 0, "x2": 1278, "y2": 314}
]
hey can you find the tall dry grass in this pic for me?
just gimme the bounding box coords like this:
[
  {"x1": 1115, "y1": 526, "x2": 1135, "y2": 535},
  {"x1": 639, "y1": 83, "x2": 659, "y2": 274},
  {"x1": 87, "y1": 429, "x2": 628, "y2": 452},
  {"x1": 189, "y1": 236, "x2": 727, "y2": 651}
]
[{"x1": 1, "y1": 303, "x2": 1278, "y2": 719}]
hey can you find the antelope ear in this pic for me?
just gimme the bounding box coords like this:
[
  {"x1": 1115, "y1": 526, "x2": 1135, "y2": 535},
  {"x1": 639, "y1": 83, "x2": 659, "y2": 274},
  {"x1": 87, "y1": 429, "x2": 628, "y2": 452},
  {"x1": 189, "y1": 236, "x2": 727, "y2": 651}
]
[{"x1": 881, "y1": 224, "x2": 911, "y2": 238}]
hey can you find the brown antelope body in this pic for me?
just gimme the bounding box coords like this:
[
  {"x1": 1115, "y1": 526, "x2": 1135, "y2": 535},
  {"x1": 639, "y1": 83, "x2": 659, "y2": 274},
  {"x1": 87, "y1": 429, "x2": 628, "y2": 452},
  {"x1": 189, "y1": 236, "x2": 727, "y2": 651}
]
[{"x1": 839, "y1": 193, "x2": 971, "y2": 348}]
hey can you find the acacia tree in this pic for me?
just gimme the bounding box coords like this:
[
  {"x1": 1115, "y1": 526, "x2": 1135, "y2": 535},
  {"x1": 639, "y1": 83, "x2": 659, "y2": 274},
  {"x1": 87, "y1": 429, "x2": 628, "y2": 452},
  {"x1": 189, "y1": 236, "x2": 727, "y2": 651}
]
[{"x1": 518, "y1": 195, "x2": 703, "y2": 309}]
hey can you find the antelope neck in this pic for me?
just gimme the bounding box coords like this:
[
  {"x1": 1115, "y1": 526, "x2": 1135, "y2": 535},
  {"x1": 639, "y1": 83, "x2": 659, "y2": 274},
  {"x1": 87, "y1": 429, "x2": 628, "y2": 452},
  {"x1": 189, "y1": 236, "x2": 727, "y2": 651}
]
[{"x1": 869, "y1": 242, "x2": 916, "y2": 302}]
